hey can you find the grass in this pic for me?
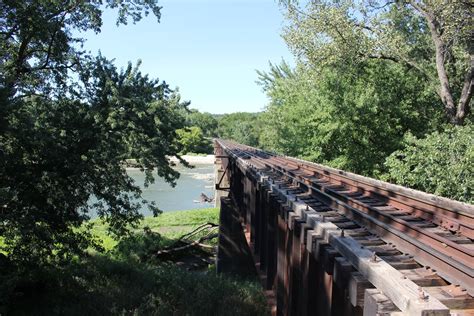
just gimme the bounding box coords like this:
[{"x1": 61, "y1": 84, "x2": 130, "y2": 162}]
[
  {"x1": 1, "y1": 208, "x2": 269, "y2": 316},
  {"x1": 90, "y1": 207, "x2": 220, "y2": 250}
]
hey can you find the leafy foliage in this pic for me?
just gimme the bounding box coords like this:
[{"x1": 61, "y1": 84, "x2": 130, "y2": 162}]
[
  {"x1": 0, "y1": 0, "x2": 161, "y2": 99},
  {"x1": 185, "y1": 110, "x2": 218, "y2": 137},
  {"x1": 176, "y1": 126, "x2": 213, "y2": 154},
  {"x1": 216, "y1": 112, "x2": 263, "y2": 147},
  {"x1": 384, "y1": 124, "x2": 474, "y2": 203},
  {"x1": 0, "y1": 1, "x2": 189, "y2": 266},
  {"x1": 253, "y1": 0, "x2": 471, "y2": 201},
  {"x1": 0, "y1": 56, "x2": 189, "y2": 266},
  {"x1": 280, "y1": 0, "x2": 473, "y2": 124},
  {"x1": 257, "y1": 61, "x2": 442, "y2": 176}
]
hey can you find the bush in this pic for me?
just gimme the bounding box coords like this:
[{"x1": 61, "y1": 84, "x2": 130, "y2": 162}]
[
  {"x1": 257, "y1": 61, "x2": 443, "y2": 176},
  {"x1": 0, "y1": 254, "x2": 268, "y2": 316},
  {"x1": 383, "y1": 124, "x2": 473, "y2": 203},
  {"x1": 177, "y1": 126, "x2": 213, "y2": 154},
  {"x1": 1, "y1": 209, "x2": 268, "y2": 315}
]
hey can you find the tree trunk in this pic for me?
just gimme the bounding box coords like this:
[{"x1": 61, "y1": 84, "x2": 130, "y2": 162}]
[
  {"x1": 412, "y1": 2, "x2": 472, "y2": 125},
  {"x1": 456, "y1": 54, "x2": 474, "y2": 124},
  {"x1": 425, "y1": 15, "x2": 459, "y2": 123}
]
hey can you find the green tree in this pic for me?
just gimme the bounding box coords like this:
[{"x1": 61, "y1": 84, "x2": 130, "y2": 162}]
[
  {"x1": 0, "y1": 0, "x2": 161, "y2": 99},
  {"x1": 186, "y1": 110, "x2": 218, "y2": 137},
  {"x1": 177, "y1": 126, "x2": 213, "y2": 154},
  {"x1": 257, "y1": 61, "x2": 442, "y2": 176},
  {"x1": 216, "y1": 112, "x2": 262, "y2": 147},
  {"x1": 0, "y1": 1, "x2": 188, "y2": 266},
  {"x1": 384, "y1": 124, "x2": 473, "y2": 203},
  {"x1": 280, "y1": 0, "x2": 473, "y2": 125}
]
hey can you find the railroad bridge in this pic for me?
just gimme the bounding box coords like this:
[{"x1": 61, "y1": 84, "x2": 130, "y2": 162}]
[{"x1": 213, "y1": 139, "x2": 474, "y2": 316}]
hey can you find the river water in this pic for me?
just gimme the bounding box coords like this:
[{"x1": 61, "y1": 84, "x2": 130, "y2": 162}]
[{"x1": 127, "y1": 163, "x2": 215, "y2": 215}]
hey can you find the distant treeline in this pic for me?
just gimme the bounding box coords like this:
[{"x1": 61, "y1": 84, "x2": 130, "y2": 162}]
[
  {"x1": 176, "y1": 110, "x2": 262, "y2": 155},
  {"x1": 199, "y1": 108, "x2": 472, "y2": 204}
]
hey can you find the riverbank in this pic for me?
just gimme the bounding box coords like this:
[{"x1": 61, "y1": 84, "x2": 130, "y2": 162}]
[
  {"x1": 90, "y1": 207, "x2": 220, "y2": 250},
  {"x1": 1, "y1": 208, "x2": 269, "y2": 315},
  {"x1": 124, "y1": 154, "x2": 215, "y2": 169},
  {"x1": 170, "y1": 154, "x2": 215, "y2": 165}
]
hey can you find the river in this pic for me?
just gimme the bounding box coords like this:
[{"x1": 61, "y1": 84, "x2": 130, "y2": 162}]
[{"x1": 126, "y1": 163, "x2": 215, "y2": 215}]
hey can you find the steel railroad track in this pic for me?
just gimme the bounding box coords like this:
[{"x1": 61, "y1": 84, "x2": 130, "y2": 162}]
[{"x1": 216, "y1": 139, "x2": 474, "y2": 315}]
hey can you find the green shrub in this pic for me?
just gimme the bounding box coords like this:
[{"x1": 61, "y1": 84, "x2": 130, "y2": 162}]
[
  {"x1": 0, "y1": 256, "x2": 268, "y2": 316},
  {"x1": 1, "y1": 208, "x2": 268, "y2": 315},
  {"x1": 383, "y1": 124, "x2": 473, "y2": 203},
  {"x1": 177, "y1": 126, "x2": 213, "y2": 154}
]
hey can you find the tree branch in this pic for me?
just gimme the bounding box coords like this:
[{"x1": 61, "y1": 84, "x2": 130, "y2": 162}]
[
  {"x1": 33, "y1": 61, "x2": 78, "y2": 72},
  {"x1": 15, "y1": 34, "x2": 32, "y2": 77},
  {"x1": 36, "y1": 11, "x2": 69, "y2": 71},
  {"x1": 456, "y1": 55, "x2": 473, "y2": 123},
  {"x1": 156, "y1": 232, "x2": 218, "y2": 255},
  {"x1": 364, "y1": 53, "x2": 431, "y2": 79},
  {"x1": 13, "y1": 92, "x2": 48, "y2": 101},
  {"x1": 409, "y1": 0, "x2": 460, "y2": 123},
  {"x1": 365, "y1": 53, "x2": 399, "y2": 63}
]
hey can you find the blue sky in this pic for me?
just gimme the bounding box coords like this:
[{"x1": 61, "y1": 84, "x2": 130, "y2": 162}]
[{"x1": 82, "y1": 0, "x2": 294, "y2": 114}]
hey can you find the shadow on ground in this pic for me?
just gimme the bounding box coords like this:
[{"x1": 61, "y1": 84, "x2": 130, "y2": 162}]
[{"x1": 0, "y1": 228, "x2": 269, "y2": 316}]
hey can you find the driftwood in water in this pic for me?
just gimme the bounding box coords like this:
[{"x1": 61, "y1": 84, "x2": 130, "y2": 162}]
[{"x1": 200, "y1": 193, "x2": 213, "y2": 203}]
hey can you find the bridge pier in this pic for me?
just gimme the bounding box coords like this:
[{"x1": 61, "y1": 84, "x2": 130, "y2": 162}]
[
  {"x1": 213, "y1": 147, "x2": 382, "y2": 315},
  {"x1": 214, "y1": 143, "x2": 229, "y2": 208},
  {"x1": 216, "y1": 197, "x2": 256, "y2": 276}
]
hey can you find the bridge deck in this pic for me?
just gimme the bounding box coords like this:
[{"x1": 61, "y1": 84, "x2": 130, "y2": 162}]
[{"x1": 214, "y1": 139, "x2": 474, "y2": 316}]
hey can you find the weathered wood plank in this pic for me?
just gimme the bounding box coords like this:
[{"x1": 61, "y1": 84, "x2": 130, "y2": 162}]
[
  {"x1": 328, "y1": 232, "x2": 450, "y2": 315},
  {"x1": 424, "y1": 285, "x2": 474, "y2": 310},
  {"x1": 363, "y1": 288, "x2": 401, "y2": 316},
  {"x1": 350, "y1": 272, "x2": 375, "y2": 307},
  {"x1": 399, "y1": 268, "x2": 447, "y2": 287}
]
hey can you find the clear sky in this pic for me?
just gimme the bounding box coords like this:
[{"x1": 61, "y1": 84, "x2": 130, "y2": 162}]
[{"x1": 82, "y1": 0, "x2": 294, "y2": 114}]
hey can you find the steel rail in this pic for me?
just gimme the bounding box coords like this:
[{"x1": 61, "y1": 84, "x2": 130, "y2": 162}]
[
  {"x1": 226, "y1": 140, "x2": 474, "y2": 237},
  {"x1": 264, "y1": 156, "x2": 474, "y2": 262},
  {"x1": 277, "y1": 155, "x2": 474, "y2": 239},
  {"x1": 220, "y1": 140, "x2": 473, "y2": 251}
]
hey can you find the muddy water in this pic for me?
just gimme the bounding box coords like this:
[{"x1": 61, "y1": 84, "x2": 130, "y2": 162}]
[{"x1": 126, "y1": 163, "x2": 215, "y2": 215}]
